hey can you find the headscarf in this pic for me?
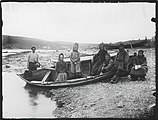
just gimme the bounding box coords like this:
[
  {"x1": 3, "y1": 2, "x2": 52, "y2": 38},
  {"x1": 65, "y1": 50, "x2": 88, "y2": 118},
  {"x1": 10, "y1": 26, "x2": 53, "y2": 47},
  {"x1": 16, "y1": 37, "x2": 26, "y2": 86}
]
[
  {"x1": 58, "y1": 53, "x2": 64, "y2": 62},
  {"x1": 138, "y1": 50, "x2": 144, "y2": 58},
  {"x1": 138, "y1": 50, "x2": 144, "y2": 54},
  {"x1": 119, "y1": 43, "x2": 125, "y2": 47},
  {"x1": 73, "y1": 43, "x2": 79, "y2": 52},
  {"x1": 99, "y1": 42, "x2": 104, "y2": 50}
]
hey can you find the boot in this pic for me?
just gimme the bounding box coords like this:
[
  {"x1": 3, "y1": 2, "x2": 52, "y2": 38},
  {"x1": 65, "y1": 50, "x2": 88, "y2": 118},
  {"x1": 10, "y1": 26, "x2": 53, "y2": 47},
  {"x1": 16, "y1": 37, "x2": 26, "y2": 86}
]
[
  {"x1": 110, "y1": 76, "x2": 118, "y2": 84},
  {"x1": 130, "y1": 75, "x2": 138, "y2": 81},
  {"x1": 139, "y1": 75, "x2": 146, "y2": 81}
]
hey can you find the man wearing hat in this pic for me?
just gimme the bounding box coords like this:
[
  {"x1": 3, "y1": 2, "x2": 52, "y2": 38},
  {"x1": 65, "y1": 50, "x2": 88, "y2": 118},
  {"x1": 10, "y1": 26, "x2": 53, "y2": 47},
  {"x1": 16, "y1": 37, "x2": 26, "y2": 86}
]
[
  {"x1": 110, "y1": 43, "x2": 129, "y2": 83},
  {"x1": 27, "y1": 46, "x2": 39, "y2": 71}
]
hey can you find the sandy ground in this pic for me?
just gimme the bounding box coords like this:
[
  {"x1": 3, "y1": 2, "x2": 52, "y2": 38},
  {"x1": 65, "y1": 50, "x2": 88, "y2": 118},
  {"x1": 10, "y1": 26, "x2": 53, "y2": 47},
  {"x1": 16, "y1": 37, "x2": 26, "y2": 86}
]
[{"x1": 2, "y1": 48, "x2": 156, "y2": 118}]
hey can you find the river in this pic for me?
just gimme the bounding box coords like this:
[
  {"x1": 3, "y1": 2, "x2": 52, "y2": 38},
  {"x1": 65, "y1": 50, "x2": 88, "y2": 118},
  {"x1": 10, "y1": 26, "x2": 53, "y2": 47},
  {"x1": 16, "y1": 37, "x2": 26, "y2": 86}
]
[{"x1": 2, "y1": 72, "x2": 57, "y2": 118}]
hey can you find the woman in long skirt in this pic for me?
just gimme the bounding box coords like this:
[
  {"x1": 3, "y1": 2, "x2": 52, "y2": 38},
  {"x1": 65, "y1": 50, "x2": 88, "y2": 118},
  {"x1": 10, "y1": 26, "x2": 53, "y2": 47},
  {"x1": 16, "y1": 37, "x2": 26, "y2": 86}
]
[{"x1": 70, "y1": 43, "x2": 82, "y2": 78}]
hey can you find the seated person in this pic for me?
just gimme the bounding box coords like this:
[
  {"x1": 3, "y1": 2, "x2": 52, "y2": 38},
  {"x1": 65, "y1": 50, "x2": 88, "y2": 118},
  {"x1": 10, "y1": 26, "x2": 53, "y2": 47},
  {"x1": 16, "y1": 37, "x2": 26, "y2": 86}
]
[
  {"x1": 56, "y1": 53, "x2": 68, "y2": 82},
  {"x1": 130, "y1": 50, "x2": 148, "y2": 81},
  {"x1": 91, "y1": 42, "x2": 108, "y2": 75},
  {"x1": 110, "y1": 43, "x2": 129, "y2": 84},
  {"x1": 100, "y1": 53, "x2": 114, "y2": 75},
  {"x1": 127, "y1": 52, "x2": 137, "y2": 73},
  {"x1": 70, "y1": 43, "x2": 82, "y2": 78}
]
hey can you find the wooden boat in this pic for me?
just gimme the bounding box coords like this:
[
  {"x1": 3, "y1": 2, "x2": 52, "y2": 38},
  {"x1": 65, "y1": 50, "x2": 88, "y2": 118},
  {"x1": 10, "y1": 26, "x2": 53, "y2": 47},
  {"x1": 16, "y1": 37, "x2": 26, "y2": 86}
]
[{"x1": 17, "y1": 52, "x2": 130, "y2": 88}]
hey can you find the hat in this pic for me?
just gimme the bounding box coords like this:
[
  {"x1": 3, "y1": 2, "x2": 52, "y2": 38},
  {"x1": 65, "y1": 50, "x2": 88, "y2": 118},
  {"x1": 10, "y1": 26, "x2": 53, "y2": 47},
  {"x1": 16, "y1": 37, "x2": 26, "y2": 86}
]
[
  {"x1": 138, "y1": 50, "x2": 144, "y2": 53},
  {"x1": 31, "y1": 46, "x2": 36, "y2": 50}
]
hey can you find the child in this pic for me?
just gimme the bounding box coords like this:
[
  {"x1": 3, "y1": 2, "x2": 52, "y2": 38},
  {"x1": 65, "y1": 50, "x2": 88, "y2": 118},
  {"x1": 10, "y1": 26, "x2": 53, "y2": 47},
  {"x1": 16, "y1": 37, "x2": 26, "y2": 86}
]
[
  {"x1": 56, "y1": 53, "x2": 67, "y2": 82},
  {"x1": 70, "y1": 43, "x2": 82, "y2": 78},
  {"x1": 100, "y1": 53, "x2": 114, "y2": 75}
]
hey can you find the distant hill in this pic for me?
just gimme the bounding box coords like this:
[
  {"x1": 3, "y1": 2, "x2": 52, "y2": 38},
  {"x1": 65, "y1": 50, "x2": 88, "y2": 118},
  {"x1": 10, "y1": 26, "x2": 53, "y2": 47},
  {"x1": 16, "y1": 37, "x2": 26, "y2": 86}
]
[
  {"x1": 2, "y1": 35, "x2": 155, "y2": 50},
  {"x1": 2, "y1": 35, "x2": 97, "y2": 50},
  {"x1": 104, "y1": 37, "x2": 155, "y2": 49}
]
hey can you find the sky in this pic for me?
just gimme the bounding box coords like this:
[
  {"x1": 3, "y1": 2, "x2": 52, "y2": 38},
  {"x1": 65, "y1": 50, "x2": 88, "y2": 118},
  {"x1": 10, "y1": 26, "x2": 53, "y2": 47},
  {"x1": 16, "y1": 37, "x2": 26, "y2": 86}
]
[{"x1": 2, "y1": 2, "x2": 155, "y2": 44}]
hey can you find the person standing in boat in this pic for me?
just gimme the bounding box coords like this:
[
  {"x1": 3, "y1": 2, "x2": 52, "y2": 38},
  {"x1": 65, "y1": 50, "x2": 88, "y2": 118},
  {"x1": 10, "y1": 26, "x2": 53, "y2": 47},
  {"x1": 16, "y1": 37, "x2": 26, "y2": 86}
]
[
  {"x1": 90, "y1": 42, "x2": 108, "y2": 75},
  {"x1": 129, "y1": 50, "x2": 148, "y2": 81},
  {"x1": 100, "y1": 53, "x2": 114, "y2": 75},
  {"x1": 27, "y1": 46, "x2": 39, "y2": 71},
  {"x1": 70, "y1": 43, "x2": 82, "y2": 78},
  {"x1": 56, "y1": 53, "x2": 68, "y2": 82},
  {"x1": 110, "y1": 43, "x2": 129, "y2": 84}
]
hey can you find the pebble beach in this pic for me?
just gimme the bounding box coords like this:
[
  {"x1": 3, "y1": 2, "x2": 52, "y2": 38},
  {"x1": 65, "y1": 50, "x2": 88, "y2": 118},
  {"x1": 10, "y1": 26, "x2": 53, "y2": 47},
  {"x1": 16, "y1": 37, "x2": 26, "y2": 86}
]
[{"x1": 2, "y1": 48, "x2": 156, "y2": 118}]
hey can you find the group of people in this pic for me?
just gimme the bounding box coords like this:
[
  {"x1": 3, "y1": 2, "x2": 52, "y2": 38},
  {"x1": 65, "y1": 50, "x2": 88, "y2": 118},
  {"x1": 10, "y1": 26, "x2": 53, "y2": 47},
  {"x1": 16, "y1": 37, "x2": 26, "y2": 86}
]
[
  {"x1": 27, "y1": 42, "x2": 148, "y2": 83},
  {"x1": 90, "y1": 42, "x2": 148, "y2": 83},
  {"x1": 27, "y1": 43, "x2": 82, "y2": 81}
]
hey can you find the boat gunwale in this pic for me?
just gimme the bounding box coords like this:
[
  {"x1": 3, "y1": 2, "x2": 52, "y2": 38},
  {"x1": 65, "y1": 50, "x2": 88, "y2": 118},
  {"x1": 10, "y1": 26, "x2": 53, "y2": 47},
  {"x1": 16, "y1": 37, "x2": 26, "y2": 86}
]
[
  {"x1": 17, "y1": 71, "x2": 114, "y2": 87},
  {"x1": 17, "y1": 53, "x2": 133, "y2": 87}
]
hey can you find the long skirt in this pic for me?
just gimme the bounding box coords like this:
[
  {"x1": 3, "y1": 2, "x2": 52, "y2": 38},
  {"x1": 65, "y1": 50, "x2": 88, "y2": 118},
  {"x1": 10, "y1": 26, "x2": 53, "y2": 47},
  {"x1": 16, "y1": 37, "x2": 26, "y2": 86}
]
[
  {"x1": 28, "y1": 62, "x2": 37, "y2": 71},
  {"x1": 130, "y1": 66, "x2": 148, "y2": 76},
  {"x1": 56, "y1": 73, "x2": 67, "y2": 82},
  {"x1": 70, "y1": 61, "x2": 81, "y2": 73},
  {"x1": 91, "y1": 59, "x2": 102, "y2": 75}
]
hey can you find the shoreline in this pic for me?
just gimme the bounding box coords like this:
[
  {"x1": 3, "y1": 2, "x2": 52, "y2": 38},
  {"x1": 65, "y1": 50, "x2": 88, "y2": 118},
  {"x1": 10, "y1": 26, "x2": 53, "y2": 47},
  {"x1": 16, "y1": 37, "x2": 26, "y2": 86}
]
[{"x1": 2, "y1": 48, "x2": 156, "y2": 118}]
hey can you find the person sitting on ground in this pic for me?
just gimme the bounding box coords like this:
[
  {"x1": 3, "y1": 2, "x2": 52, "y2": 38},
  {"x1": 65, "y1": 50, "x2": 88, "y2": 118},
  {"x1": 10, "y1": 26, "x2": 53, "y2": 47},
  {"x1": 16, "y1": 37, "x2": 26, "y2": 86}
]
[
  {"x1": 129, "y1": 50, "x2": 148, "y2": 81},
  {"x1": 127, "y1": 52, "x2": 137, "y2": 73},
  {"x1": 27, "y1": 46, "x2": 40, "y2": 71},
  {"x1": 91, "y1": 42, "x2": 108, "y2": 75},
  {"x1": 70, "y1": 43, "x2": 82, "y2": 78},
  {"x1": 100, "y1": 53, "x2": 114, "y2": 75},
  {"x1": 56, "y1": 53, "x2": 68, "y2": 82},
  {"x1": 110, "y1": 43, "x2": 129, "y2": 84}
]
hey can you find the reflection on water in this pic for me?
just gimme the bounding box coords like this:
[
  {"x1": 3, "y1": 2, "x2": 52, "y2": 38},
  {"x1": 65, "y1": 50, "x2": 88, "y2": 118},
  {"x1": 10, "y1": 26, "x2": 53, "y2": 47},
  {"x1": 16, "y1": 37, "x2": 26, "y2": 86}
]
[{"x1": 2, "y1": 72, "x2": 56, "y2": 118}]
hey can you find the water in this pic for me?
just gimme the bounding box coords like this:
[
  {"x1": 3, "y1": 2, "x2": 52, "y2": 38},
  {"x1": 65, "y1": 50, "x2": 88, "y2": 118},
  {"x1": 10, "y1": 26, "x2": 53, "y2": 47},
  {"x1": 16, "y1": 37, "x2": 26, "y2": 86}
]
[
  {"x1": 2, "y1": 72, "x2": 57, "y2": 118},
  {"x1": 2, "y1": 49, "x2": 56, "y2": 57}
]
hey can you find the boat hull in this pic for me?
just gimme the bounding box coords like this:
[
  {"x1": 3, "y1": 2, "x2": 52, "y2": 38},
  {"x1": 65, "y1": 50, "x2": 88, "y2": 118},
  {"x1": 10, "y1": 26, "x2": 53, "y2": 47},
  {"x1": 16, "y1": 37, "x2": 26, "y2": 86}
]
[
  {"x1": 17, "y1": 53, "x2": 132, "y2": 88},
  {"x1": 17, "y1": 70, "x2": 115, "y2": 88}
]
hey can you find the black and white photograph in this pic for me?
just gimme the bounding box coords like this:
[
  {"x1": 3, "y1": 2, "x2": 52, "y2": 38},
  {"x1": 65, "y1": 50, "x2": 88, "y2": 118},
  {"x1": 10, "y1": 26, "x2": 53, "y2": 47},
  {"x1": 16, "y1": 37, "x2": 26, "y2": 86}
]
[{"x1": 2, "y1": 2, "x2": 156, "y2": 118}]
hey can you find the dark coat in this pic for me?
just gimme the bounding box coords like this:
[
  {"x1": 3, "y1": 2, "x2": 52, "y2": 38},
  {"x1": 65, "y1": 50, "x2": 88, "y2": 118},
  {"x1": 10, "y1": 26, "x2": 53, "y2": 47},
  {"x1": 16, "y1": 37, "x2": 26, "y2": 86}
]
[
  {"x1": 91, "y1": 50, "x2": 108, "y2": 75},
  {"x1": 130, "y1": 55, "x2": 148, "y2": 76},
  {"x1": 102, "y1": 58, "x2": 114, "y2": 73},
  {"x1": 114, "y1": 49, "x2": 129, "y2": 71},
  {"x1": 93, "y1": 49, "x2": 108, "y2": 64},
  {"x1": 56, "y1": 61, "x2": 67, "y2": 73}
]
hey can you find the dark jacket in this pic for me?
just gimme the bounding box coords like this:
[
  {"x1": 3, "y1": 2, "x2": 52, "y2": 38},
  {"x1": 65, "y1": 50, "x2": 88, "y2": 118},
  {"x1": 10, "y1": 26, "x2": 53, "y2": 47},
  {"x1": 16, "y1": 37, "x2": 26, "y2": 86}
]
[
  {"x1": 102, "y1": 58, "x2": 114, "y2": 72},
  {"x1": 56, "y1": 61, "x2": 67, "y2": 73},
  {"x1": 114, "y1": 49, "x2": 129, "y2": 71},
  {"x1": 134, "y1": 55, "x2": 147, "y2": 66},
  {"x1": 93, "y1": 49, "x2": 108, "y2": 63}
]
